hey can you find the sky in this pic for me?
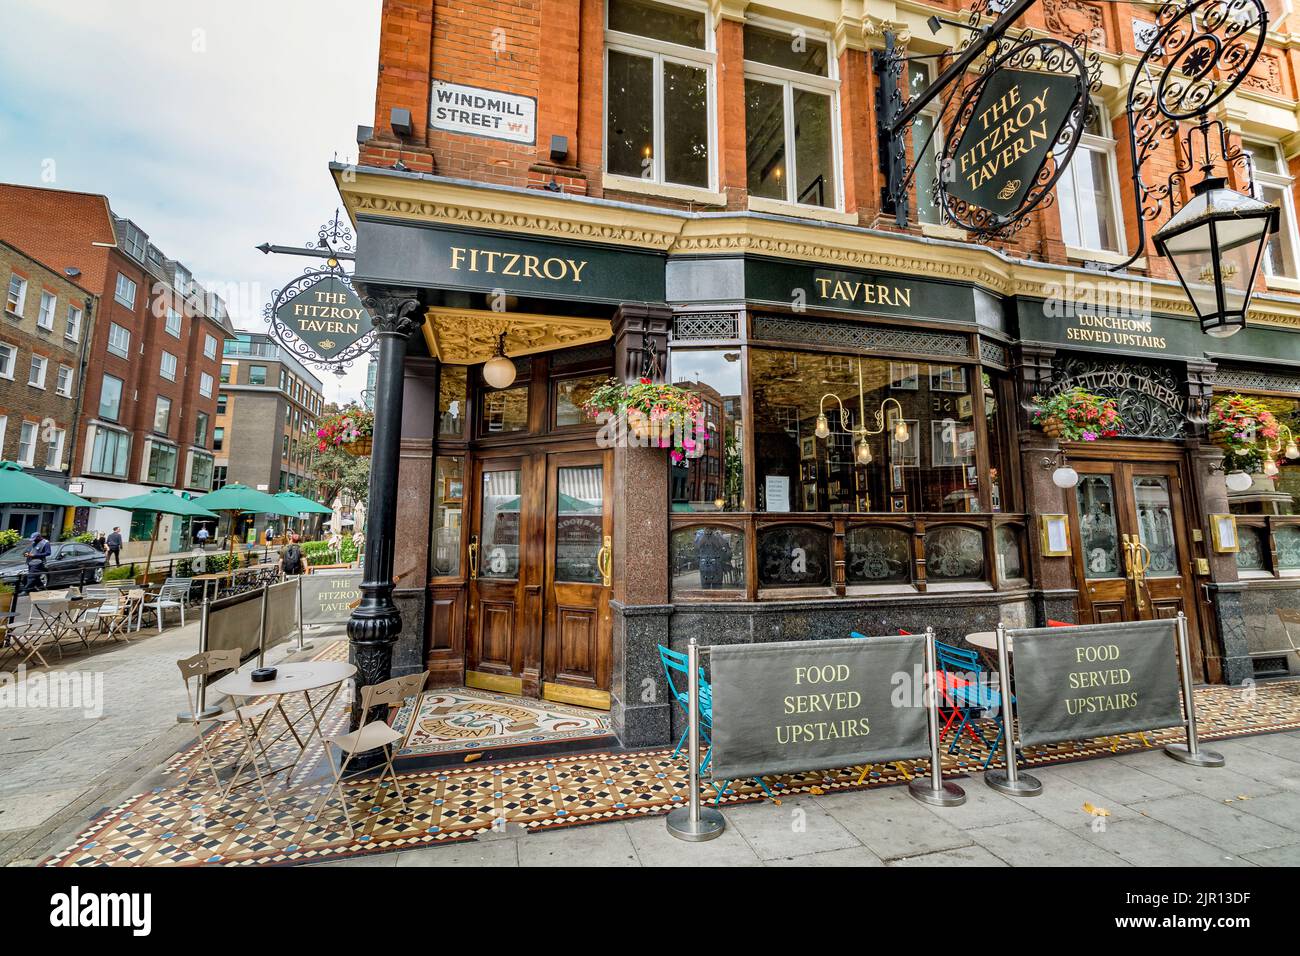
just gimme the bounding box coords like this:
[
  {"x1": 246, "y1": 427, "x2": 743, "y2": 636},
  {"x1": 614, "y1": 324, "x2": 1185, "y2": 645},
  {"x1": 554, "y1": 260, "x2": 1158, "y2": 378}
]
[{"x1": 0, "y1": 0, "x2": 381, "y2": 405}]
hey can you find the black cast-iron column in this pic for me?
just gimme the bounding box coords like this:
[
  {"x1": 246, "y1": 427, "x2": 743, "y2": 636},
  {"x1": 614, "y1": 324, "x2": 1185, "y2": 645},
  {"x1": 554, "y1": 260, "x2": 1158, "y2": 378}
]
[{"x1": 348, "y1": 287, "x2": 423, "y2": 732}]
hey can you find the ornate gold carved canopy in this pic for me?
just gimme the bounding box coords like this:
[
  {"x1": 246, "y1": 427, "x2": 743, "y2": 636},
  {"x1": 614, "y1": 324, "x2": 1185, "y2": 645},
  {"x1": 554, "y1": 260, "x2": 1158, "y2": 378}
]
[{"x1": 420, "y1": 306, "x2": 611, "y2": 365}]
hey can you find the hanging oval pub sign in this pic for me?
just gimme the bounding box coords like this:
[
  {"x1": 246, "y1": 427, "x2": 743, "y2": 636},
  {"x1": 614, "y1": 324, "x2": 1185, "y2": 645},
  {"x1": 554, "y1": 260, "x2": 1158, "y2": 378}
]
[
  {"x1": 939, "y1": 37, "x2": 1091, "y2": 235},
  {"x1": 268, "y1": 269, "x2": 376, "y2": 368}
]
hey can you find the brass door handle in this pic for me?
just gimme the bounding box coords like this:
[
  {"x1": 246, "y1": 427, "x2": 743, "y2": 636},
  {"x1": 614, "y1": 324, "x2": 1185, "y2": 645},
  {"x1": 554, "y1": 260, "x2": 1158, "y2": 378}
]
[
  {"x1": 468, "y1": 536, "x2": 479, "y2": 579},
  {"x1": 597, "y1": 535, "x2": 612, "y2": 588}
]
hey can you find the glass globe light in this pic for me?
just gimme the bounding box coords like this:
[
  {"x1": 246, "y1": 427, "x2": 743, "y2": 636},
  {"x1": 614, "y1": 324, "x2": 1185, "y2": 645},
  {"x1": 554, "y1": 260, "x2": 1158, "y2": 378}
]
[
  {"x1": 1051, "y1": 465, "x2": 1079, "y2": 489},
  {"x1": 1225, "y1": 470, "x2": 1254, "y2": 492},
  {"x1": 814, "y1": 414, "x2": 830, "y2": 440},
  {"x1": 1286, "y1": 441, "x2": 1299, "y2": 460},
  {"x1": 1264, "y1": 459, "x2": 1280, "y2": 478},
  {"x1": 893, "y1": 419, "x2": 910, "y2": 443},
  {"x1": 856, "y1": 439, "x2": 872, "y2": 464}
]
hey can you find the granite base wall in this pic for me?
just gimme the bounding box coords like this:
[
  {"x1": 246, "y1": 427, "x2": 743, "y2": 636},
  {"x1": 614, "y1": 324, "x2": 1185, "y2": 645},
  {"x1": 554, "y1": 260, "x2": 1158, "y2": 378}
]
[{"x1": 1220, "y1": 580, "x2": 1300, "y2": 681}]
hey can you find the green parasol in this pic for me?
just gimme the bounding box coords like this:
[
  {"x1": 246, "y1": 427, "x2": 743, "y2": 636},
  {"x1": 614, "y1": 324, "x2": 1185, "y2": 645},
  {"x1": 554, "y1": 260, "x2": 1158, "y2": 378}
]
[
  {"x1": 0, "y1": 461, "x2": 96, "y2": 509},
  {"x1": 103, "y1": 488, "x2": 218, "y2": 584},
  {"x1": 194, "y1": 484, "x2": 303, "y2": 581},
  {"x1": 273, "y1": 491, "x2": 334, "y2": 516}
]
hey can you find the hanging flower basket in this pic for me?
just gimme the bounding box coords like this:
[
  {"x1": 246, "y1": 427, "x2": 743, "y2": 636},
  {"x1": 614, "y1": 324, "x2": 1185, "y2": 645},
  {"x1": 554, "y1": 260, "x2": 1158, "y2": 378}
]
[
  {"x1": 582, "y1": 377, "x2": 708, "y2": 464},
  {"x1": 1029, "y1": 388, "x2": 1123, "y2": 442},
  {"x1": 1209, "y1": 394, "x2": 1279, "y2": 474},
  {"x1": 316, "y1": 407, "x2": 374, "y2": 458}
]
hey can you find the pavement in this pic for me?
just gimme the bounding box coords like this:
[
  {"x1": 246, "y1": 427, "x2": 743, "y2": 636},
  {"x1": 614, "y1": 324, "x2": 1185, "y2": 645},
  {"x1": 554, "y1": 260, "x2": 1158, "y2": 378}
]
[
  {"x1": 4, "y1": 629, "x2": 1300, "y2": 868},
  {"x1": 0, "y1": 616, "x2": 340, "y2": 866},
  {"x1": 306, "y1": 733, "x2": 1300, "y2": 867}
]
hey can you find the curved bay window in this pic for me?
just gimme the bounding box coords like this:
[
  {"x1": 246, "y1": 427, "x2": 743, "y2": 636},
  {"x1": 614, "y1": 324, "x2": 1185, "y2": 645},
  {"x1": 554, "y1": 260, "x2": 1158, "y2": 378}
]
[
  {"x1": 752, "y1": 350, "x2": 981, "y2": 513},
  {"x1": 666, "y1": 339, "x2": 1026, "y2": 600},
  {"x1": 1223, "y1": 388, "x2": 1300, "y2": 581}
]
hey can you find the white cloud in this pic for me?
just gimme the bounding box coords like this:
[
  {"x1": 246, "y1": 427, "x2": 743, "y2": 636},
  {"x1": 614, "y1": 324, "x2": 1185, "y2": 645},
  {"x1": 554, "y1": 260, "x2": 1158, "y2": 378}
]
[{"x1": 0, "y1": 0, "x2": 381, "y2": 404}]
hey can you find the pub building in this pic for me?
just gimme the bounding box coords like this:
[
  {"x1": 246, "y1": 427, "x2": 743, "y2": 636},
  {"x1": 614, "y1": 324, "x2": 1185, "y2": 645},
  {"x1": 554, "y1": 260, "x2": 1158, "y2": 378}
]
[{"x1": 332, "y1": 0, "x2": 1300, "y2": 747}]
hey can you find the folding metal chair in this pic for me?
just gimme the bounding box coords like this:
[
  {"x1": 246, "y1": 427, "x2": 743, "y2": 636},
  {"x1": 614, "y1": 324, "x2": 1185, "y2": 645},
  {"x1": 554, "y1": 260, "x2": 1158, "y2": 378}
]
[
  {"x1": 658, "y1": 644, "x2": 775, "y2": 804},
  {"x1": 83, "y1": 588, "x2": 132, "y2": 644},
  {"x1": 937, "y1": 641, "x2": 1010, "y2": 769},
  {"x1": 177, "y1": 649, "x2": 279, "y2": 820},
  {"x1": 312, "y1": 671, "x2": 428, "y2": 838},
  {"x1": 140, "y1": 583, "x2": 189, "y2": 632}
]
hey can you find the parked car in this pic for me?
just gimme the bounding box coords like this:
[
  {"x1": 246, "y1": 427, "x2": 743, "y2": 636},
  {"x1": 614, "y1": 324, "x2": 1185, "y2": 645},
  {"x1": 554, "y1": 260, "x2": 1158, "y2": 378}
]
[{"x1": 0, "y1": 539, "x2": 106, "y2": 590}]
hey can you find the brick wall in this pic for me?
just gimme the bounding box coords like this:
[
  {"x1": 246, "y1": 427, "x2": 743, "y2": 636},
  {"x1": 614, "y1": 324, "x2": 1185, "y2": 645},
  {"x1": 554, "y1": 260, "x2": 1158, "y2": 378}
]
[
  {"x1": 357, "y1": 0, "x2": 1300, "y2": 289},
  {"x1": 0, "y1": 240, "x2": 93, "y2": 473}
]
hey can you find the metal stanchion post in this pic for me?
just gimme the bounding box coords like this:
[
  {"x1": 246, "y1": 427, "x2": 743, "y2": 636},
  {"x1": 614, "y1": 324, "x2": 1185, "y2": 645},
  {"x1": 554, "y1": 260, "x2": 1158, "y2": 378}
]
[
  {"x1": 666, "y1": 637, "x2": 725, "y2": 842},
  {"x1": 256, "y1": 582, "x2": 269, "y2": 668},
  {"x1": 177, "y1": 598, "x2": 220, "y2": 721},
  {"x1": 296, "y1": 573, "x2": 312, "y2": 651},
  {"x1": 910, "y1": 626, "x2": 966, "y2": 806},
  {"x1": 985, "y1": 622, "x2": 1042, "y2": 796},
  {"x1": 1165, "y1": 611, "x2": 1225, "y2": 767}
]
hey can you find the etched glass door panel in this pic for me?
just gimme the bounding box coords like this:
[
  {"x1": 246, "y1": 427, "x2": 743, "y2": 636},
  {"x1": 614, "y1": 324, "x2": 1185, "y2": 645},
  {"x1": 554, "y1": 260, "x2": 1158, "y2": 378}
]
[
  {"x1": 554, "y1": 465, "x2": 604, "y2": 583},
  {"x1": 845, "y1": 525, "x2": 911, "y2": 585},
  {"x1": 479, "y1": 468, "x2": 521, "y2": 579},
  {"x1": 757, "y1": 525, "x2": 831, "y2": 587},
  {"x1": 1132, "y1": 475, "x2": 1178, "y2": 577},
  {"x1": 1075, "y1": 474, "x2": 1121, "y2": 578}
]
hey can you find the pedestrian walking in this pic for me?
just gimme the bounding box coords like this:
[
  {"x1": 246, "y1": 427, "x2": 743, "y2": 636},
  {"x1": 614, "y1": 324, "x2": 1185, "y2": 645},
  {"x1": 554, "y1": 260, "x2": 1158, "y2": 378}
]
[
  {"x1": 195, "y1": 526, "x2": 209, "y2": 551},
  {"x1": 280, "y1": 533, "x2": 304, "y2": 576},
  {"x1": 105, "y1": 527, "x2": 123, "y2": 566},
  {"x1": 90, "y1": 531, "x2": 107, "y2": 553},
  {"x1": 22, "y1": 532, "x2": 51, "y2": 594}
]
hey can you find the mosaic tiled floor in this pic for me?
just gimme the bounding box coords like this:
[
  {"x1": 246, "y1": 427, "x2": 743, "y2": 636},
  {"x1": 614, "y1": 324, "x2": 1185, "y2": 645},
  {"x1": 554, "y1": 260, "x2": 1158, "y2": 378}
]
[
  {"x1": 42, "y1": 670, "x2": 1300, "y2": 867},
  {"x1": 395, "y1": 688, "x2": 613, "y2": 759}
]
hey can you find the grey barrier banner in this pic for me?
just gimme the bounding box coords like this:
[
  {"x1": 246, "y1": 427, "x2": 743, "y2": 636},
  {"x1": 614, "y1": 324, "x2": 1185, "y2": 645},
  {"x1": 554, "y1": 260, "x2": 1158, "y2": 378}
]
[
  {"x1": 299, "y1": 570, "x2": 362, "y2": 625},
  {"x1": 204, "y1": 589, "x2": 265, "y2": 663},
  {"x1": 709, "y1": 635, "x2": 929, "y2": 780},
  {"x1": 1009, "y1": 619, "x2": 1183, "y2": 747},
  {"x1": 262, "y1": 580, "x2": 299, "y2": 654}
]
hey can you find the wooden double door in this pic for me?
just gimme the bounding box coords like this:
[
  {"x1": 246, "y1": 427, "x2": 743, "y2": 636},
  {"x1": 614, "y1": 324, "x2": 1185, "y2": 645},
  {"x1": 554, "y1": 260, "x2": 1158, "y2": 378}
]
[
  {"x1": 1069, "y1": 453, "x2": 1206, "y2": 677},
  {"x1": 466, "y1": 449, "x2": 613, "y2": 709}
]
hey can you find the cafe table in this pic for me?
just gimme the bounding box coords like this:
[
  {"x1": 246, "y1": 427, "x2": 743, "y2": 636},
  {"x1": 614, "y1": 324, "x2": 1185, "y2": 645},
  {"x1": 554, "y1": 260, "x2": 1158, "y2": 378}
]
[
  {"x1": 208, "y1": 660, "x2": 356, "y2": 794},
  {"x1": 964, "y1": 630, "x2": 1008, "y2": 653}
]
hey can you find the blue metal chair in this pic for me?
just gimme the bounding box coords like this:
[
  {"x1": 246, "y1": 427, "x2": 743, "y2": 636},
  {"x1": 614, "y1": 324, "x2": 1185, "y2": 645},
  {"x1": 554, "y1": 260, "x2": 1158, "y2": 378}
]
[
  {"x1": 850, "y1": 631, "x2": 869, "y2": 639},
  {"x1": 935, "y1": 640, "x2": 1011, "y2": 769},
  {"x1": 657, "y1": 644, "x2": 776, "y2": 804}
]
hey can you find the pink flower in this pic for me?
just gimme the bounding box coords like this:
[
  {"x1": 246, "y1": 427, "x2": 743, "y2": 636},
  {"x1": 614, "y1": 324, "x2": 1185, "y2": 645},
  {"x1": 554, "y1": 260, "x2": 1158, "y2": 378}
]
[{"x1": 1081, "y1": 430, "x2": 1098, "y2": 441}]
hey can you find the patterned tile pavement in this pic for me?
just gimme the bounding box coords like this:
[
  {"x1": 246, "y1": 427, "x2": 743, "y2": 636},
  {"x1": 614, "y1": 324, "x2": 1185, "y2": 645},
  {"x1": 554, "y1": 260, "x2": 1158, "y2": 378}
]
[{"x1": 40, "y1": 653, "x2": 1300, "y2": 866}]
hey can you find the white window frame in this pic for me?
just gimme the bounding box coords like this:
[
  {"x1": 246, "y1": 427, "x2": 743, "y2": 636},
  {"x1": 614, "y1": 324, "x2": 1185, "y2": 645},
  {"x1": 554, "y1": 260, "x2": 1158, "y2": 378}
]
[
  {"x1": 99, "y1": 373, "x2": 124, "y2": 421},
  {"x1": 910, "y1": 60, "x2": 946, "y2": 226},
  {"x1": 55, "y1": 364, "x2": 73, "y2": 397},
  {"x1": 107, "y1": 322, "x2": 131, "y2": 358},
  {"x1": 204, "y1": 334, "x2": 217, "y2": 360},
  {"x1": 603, "y1": 0, "x2": 718, "y2": 194},
  {"x1": 65, "y1": 304, "x2": 82, "y2": 341},
  {"x1": 0, "y1": 416, "x2": 7, "y2": 457},
  {"x1": 27, "y1": 355, "x2": 46, "y2": 389},
  {"x1": 88, "y1": 425, "x2": 130, "y2": 478},
  {"x1": 17, "y1": 421, "x2": 37, "y2": 467},
  {"x1": 165, "y1": 308, "x2": 182, "y2": 338},
  {"x1": 37, "y1": 291, "x2": 56, "y2": 330},
  {"x1": 154, "y1": 395, "x2": 172, "y2": 434},
  {"x1": 1243, "y1": 138, "x2": 1300, "y2": 280},
  {"x1": 114, "y1": 273, "x2": 136, "y2": 309},
  {"x1": 0, "y1": 343, "x2": 14, "y2": 380},
  {"x1": 1057, "y1": 104, "x2": 1127, "y2": 257},
  {"x1": 6, "y1": 274, "x2": 27, "y2": 315},
  {"x1": 199, "y1": 371, "x2": 214, "y2": 398},
  {"x1": 160, "y1": 350, "x2": 178, "y2": 381},
  {"x1": 741, "y1": 18, "x2": 844, "y2": 211},
  {"x1": 45, "y1": 427, "x2": 65, "y2": 471}
]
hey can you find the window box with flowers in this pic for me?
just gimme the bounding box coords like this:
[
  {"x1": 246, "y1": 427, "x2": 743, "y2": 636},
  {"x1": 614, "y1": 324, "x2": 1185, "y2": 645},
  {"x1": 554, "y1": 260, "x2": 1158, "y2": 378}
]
[
  {"x1": 582, "y1": 378, "x2": 708, "y2": 465},
  {"x1": 1029, "y1": 387, "x2": 1124, "y2": 442},
  {"x1": 316, "y1": 407, "x2": 374, "y2": 458},
  {"x1": 1208, "y1": 394, "x2": 1296, "y2": 490}
]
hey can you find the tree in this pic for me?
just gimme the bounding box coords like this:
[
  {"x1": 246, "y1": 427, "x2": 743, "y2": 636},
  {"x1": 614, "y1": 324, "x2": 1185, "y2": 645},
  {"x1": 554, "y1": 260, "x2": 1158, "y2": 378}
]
[{"x1": 310, "y1": 446, "x2": 370, "y2": 508}]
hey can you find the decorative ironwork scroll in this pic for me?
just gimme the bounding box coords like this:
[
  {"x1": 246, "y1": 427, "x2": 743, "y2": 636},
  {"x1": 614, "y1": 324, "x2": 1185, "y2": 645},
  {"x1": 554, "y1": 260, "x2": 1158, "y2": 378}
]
[
  {"x1": 264, "y1": 211, "x2": 378, "y2": 373},
  {"x1": 1111, "y1": 0, "x2": 1268, "y2": 270},
  {"x1": 1051, "y1": 356, "x2": 1191, "y2": 439}
]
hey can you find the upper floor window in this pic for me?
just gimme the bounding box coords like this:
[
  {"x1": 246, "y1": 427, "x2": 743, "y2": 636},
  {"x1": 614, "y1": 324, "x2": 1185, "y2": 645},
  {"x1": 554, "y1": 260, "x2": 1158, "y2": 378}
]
[
  {"x1": 107, "y1": 322, "x2": 131, "y2": 358},
  {"x1": 1243, "y1": 138, "x2": 1299, "y2": 280},
  {"x1": 743, "y1": 22, "x2": 839, "y2": 209},
  {"x1": 1056, "y1": 102, "x2": 1124, "y2": 255},
  {"x1": 909, "y1": 61, "x2": 944, "y2": 225},
  {"x1": 37, "y1": 291, "x2": 56, "y2": 330},
  {"x1": 248, "y1": 365, "x2": 267, "y2": 385},
  {"x1": 165, "y1": 308, "x2": 182, "y2": 337},
  {"x1": 220, "y1": 363, "x2": 232, "y2": 384},
  {"x1": 114, "y1": 273, "x2": 137, "y2": 309},
  {"x1": 199, "y1": 371, "x2": 214, "y2": 398},
  {"x1": 0, "y1": 343, "x2": 14, "y2": 379},
  {"x1": 204, "y1": 334, "x2": 217, "y2": 360},
  {"x1": 605, "y1": 0, "x2": 713, "y2": 191},
  {"x1": 5, "y1": 274, "x2": 27, "y2": 315},
  {"x1": 56, "y1": 364, "x2": 73, "y2": 397},
  {"x1": 65, "y1": 304, "x2": 81, "y2": 341},
  {"x1": 99, "y1": 373, "x2": 124, "y2": 421},
  {"x1": 160, "y1": 350, "x2": 178, "y2": 381},
  {"x1": 154, "y1": 395, "x2": 172, "y2": 434}
]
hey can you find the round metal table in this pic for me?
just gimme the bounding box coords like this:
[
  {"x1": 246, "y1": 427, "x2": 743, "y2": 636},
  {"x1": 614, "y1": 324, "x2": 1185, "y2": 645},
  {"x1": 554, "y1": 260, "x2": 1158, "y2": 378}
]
[{"x1": 964, "y1": 630, "x2": 1008, "y2": 652}]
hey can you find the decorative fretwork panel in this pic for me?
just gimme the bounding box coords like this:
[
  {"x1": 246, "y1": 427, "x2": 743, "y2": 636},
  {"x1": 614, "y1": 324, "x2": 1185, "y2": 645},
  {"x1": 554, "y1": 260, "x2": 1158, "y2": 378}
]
[
  {"x1": 671, "y1": 313, "x2": 740, "y2": 342},
  {"x1": 980, "y1": 339, "x2": 1010, "y2": 369},
  {"x1": 1212, "y1": 366, "x2": 1300, "y2": 396},
  {"x1": 752, "y1": 316, "x2": 970, "y2": 358}
]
